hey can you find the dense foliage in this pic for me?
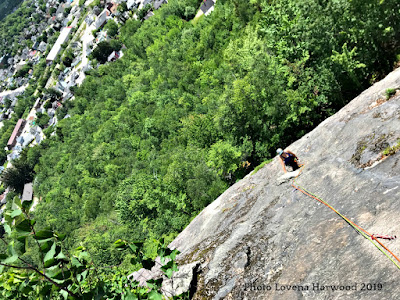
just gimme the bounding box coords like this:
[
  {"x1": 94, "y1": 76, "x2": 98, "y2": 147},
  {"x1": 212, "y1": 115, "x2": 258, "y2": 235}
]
[
  {"x1": 0, "y1": 0, "x2": 41, "y2": 56},
  {"x1": 0, "y1": 0, "x2": 399, "y2": 296},
  {"x1": 0, "y1": 196, "x2": 183, "y2": 299},
  {"x1": 0, "y1": 0, "x2": 24, "y2": 21},
  {"x1": 26, "y1": 0, "x2": 400, "y2": 270}
]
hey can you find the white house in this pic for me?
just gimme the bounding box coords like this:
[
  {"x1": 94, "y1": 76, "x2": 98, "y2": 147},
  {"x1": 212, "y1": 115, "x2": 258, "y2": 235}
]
[{"x1": 46, "y1": 27, "x2": 73, "y2": 63}]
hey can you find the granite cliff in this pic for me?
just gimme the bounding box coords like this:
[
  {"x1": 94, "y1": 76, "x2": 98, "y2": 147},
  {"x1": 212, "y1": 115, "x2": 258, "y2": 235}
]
[{"x1": 132, "y1": 67, "x2": 400, "y2": 300}]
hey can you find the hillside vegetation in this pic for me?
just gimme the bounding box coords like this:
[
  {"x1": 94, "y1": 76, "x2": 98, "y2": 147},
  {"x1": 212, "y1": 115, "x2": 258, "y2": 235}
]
[
  {"x1": 0, "y1": 0, "x2": 399, "y2": 297},
  {"x1": 26, "y1": 0, "x2": 400, "y2": 267},
  {"x1": 0, "y1": 0, "x2": 24, "y2": 21}
]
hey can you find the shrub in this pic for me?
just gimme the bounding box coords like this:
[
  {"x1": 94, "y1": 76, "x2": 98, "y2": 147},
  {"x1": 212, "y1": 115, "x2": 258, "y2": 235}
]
[
  {"x1": 385, "y1": 88, "x2": 396, "y2": 100},
  {"x1": 252, "y1": 159, "x2": 273, "y2": 175}
]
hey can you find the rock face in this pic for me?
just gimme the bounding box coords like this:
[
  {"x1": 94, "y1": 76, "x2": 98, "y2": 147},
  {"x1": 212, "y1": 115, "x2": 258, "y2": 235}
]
[{"x1": 169, "y1": 68, "x2": 400, "y2": 299}]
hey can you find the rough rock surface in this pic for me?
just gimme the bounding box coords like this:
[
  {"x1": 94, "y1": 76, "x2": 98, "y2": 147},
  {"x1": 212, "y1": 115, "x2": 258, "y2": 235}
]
[{"x1": 168, "y1": 67, "x2": 400, "y2": 299}]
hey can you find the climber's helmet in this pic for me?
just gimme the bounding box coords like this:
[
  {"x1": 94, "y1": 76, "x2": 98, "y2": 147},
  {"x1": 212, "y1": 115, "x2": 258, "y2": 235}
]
[{"x1": 276, "y1": 148, "x2": 283, "y2": 155}]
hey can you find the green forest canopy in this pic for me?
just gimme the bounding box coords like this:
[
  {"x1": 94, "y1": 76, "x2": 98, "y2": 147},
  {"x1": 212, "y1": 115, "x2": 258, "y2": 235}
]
[
  {"x1": 6, "y1": 0, "x2": 400, "y2": 271},
  {"x1": 0, "y1": 0, "x2": 24, "y2": 21},
  {"x1": 0, "y1": 0, "x2": 44, "y2": 56}
]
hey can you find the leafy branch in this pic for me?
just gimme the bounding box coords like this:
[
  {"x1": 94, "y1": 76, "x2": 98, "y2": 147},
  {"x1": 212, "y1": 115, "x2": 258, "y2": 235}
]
[{"x1": 0, "y1": 196, "x2": 183, "y2": 299}]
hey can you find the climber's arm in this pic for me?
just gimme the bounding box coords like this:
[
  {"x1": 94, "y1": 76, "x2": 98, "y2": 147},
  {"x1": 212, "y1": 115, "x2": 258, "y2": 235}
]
[
  {"x1": 286, "y1": 150, "x2": 298, "y2": 160},
  {"x1": 279, "y1": 156, "x2": 287, "y2": 173}
]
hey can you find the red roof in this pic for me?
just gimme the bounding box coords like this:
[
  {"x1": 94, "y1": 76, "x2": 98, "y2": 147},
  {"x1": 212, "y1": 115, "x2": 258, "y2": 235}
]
[{"x1": 7, "y1": 119, "x2": 25, "y2": 147}]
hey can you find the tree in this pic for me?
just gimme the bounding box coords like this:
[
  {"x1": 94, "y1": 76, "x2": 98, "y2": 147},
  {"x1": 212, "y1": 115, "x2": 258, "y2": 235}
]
[
  {"x1": 36, "y1": 112, "x2": 50, "y2": 129},
  {"x1": 184, "y1": 6, "x2": 196, "y2": 20},
  {"x1": 62, "y1": 48, "x2": 74, "y2": 67},
  {"x1": 207, "y1": 140, "x2": 242, "y2": 180},
  {"x1": 138, "y1": 4, "x2": 152, "y2": 20},
  {"x1": 110, "y1": 39, "x2": 122, "y2": 51},
  {"x1": 27, "y1": 0, "x2": 400, "y2": 270},
  {"x1": 0, "y1": 0, "x2": 24, "y2": 21},
  {"x1": 45, "y1": 88, "x2": 62, "y2": 101},
  {"x1": 0, "y1": 197, "x2": 182, "y2": 299},
  {"x1": 1, "y1": 154, "x2": 34, "y2": 194},
  {"x1": 104, "y1": 19, "x2": 118, "y2": 37},
  {"x1": 3, "y1": 98, "x2": 11, "y2": 109},
  {"x1": 117, "y1": 2, "x2": 128, "y2": 12},
  {"x1": 14, "y1": 63, "x2": 31, "y2": 78},
  {"x1": 90, "y1": 41, "x2": 114, "y2": 63}
]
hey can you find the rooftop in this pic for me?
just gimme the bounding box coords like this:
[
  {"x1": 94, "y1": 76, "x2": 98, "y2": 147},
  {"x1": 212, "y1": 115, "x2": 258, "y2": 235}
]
[{"x1": 22, "y1": 183, "x2": 33, "y2": 202}]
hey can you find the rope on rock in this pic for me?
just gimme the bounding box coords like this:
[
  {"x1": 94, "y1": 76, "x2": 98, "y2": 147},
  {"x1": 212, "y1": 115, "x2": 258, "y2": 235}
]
[{"x1": 291, "y1": 165, "x2": 400, "y2": 270}]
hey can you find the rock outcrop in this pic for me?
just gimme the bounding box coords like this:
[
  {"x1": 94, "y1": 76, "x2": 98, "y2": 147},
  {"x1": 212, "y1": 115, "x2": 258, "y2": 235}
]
[{"x1": 167, "y1": 68, "x2": 400, "y2": 299}]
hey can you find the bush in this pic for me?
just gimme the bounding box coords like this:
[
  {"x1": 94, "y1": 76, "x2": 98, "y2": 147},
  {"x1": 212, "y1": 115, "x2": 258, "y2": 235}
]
[
  {"x1": 14, "y1": 63, "x2": 32, "y2": 78},
  {"x1": 385, "y1": 88, "x2": 396, "y2": 100},
  {"x1": 43, "y1": 125, "x2": 55, "y2": 138},
  {"x1": 383, "y1": 139, "x2": 400, "y2": 156},
  {"x1": 104, "y1": 20, "x2": 119, "y2": 37},
  {"x1": 43, "y1": 101, "x2": 52, "y2": 109},
  {"x1": 138, "y1": 4, "x2": 151, "y2": 20},
  {"x1": 90, "y1": 41, "x2": 120, "y2": 63},
  {"x1": 36, "y1": 112, "x2": 51, "y2": 129},
  {"x1": 252, "y1": 159, "x2": 273, "y2": 175}
]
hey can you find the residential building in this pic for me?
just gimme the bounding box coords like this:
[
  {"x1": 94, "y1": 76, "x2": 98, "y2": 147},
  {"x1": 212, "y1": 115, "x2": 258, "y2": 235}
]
[
  {"x1": 154, "y1": 0, "x2": 167, "y2": 10},
  {"x1": 22, "y1": 183, "x2": 33, "y2": 202},
  {"x1": 35, "y1": 133, "x2": 42, "y2": 144},
  {"x1": 7, "y1": 120, "x2": 25, "y2": 150},
  {"x1": 21, "y1": 132, "x2": 35, "y2": 147},
  {"x1": 93, "y1": 6, "x2": 102, "y2": 16},
  {"x1": 32, "y1": 41, "x2": 40, "y2": 50},
  {"x1": 144, "y1": 11, "x2": 154, "y2": 20},
  {"x1": 0, "y1": 55, "x2": 7, "y2": 68},
  {"x1": 38, "y1": 41, "x2": 47, "y2": 53},
  {"x1": 56, "y1": 3, "x2": 65, "y2": 15},
  {"x1": 107, "y1": 2, "x2": 119, "y2": 14},
  {"x1": 48, "y1": 108, "x2": 56, "y2": 118},
  {"x1": 200, "y1": 0, "x2": 215, "y2": 15},
  {"x1": 94, "y1": 9, "x2": 110, "y2": 29},
  {"x1": 107, "y1": 50, "x2": 123, "y2": 62},
  {"x1": 85, "y1": 14, "x2": 95, "y2": 25},
  {"x1": 127, "y1": 0, "x2": 138, "y2": 10},
  {"x1": 46, "y1": 26, "x2": 73, "y2": 63},
  {"x1": 14, "y1": 61, "x2": 27, "y2": 73},
  {"x1": 7, "y1": 151, "x2": 20, "y2": 161}
]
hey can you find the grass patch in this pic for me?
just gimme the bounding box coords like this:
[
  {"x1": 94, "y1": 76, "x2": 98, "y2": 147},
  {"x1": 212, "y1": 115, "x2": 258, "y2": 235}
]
[
  {"x1": 382, "y1": 139, "x2": 400, "y2": 156},
  {"x1": 385, "y1": 88, "x2": 396, "y2": 100},
  {"x1": 191, "y1": 11, "x2": 204, "y2": 25},
  {"x1": 252, "y1": 158, "x2": 273, "y2": 175}
]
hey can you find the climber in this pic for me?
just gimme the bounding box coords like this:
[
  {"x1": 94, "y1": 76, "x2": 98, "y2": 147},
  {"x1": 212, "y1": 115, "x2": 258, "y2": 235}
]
[{"x1": 277, "y1": 148, "x2": 300, "y2": 173}]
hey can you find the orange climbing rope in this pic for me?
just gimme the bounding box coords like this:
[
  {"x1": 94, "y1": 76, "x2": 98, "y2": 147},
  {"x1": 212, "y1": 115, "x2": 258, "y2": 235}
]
[{"x1": 291, "y1": 165, "x2": 400, "y2": 270}]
